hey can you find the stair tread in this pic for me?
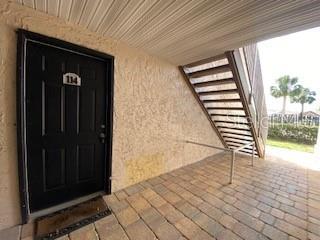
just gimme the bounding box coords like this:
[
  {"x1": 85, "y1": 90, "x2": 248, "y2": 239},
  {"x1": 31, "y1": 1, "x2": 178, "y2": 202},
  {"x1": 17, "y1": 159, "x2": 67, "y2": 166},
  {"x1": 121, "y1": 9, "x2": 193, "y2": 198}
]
[
  {"x1": 214, "y1": 120, "x2": 249, "y2": 125},
  {"x1": 193, "y1": 78, "x2": 234, "y2": 88},
  {"x1": 237, "y1": 149, "x2": 258, "y2": 155},
  {"x1": 206, "y1": 107, "x2": 244, "y2": 110},
  {"x1": 202, "y1": 99, "x2": 241, "y2": 103},
  {"x1": 211, "y1": 113, "x2": 246, "y2": 117},
  {"x1": 225, "y1": 137, "x2": 253, "y2": 142},
  {"x1": 221, "y1": 131, "x2": 252, "y2": 137},
  {"x1": 198, "y1": 89, "x2": 238, "y2": 96},
  {"x1": 229, "y1": 147, "x2": 257, "y2": 153},
  {"x1": 228, "y1": 143, "x2": 252, "y2": 147},
  {"x1": 188, "y1": 65, "x2": 231, "y2": 79},
  {"x1": 225, "y1": 137, "x2": 253, "y2": 143},
  {"x1": 217, "y1": 126, "x2": 251, "y2": 132},
  {"x1": 228, "y1": 142, "x2": 254, "y2": 147},
  {"x1": 184, "y1": 54, "x2": 227, "y2": 68}
]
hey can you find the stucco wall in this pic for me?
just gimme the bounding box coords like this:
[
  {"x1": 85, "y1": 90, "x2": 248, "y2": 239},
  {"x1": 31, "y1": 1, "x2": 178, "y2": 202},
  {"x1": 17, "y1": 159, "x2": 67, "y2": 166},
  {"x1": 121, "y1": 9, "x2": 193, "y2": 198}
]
[{"x1": 0, "y1": 0, "x2": 223, "y2": 230}]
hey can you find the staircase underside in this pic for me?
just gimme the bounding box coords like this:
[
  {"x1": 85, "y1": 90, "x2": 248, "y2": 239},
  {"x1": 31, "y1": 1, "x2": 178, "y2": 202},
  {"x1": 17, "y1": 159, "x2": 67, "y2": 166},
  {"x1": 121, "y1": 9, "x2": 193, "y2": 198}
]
[{"x1": 180, "y1": 53, "x2": 259, "y2": 156}]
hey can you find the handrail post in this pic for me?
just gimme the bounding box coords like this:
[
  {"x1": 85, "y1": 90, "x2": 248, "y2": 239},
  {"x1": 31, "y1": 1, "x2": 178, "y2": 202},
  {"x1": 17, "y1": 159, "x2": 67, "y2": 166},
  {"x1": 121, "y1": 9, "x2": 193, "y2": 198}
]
[
  {"x1": 251, "y1": 142, "x2": 255, "y2": 166},
  {"x1": 230, "y1": 150, "x2": 235, "y2": 184}
]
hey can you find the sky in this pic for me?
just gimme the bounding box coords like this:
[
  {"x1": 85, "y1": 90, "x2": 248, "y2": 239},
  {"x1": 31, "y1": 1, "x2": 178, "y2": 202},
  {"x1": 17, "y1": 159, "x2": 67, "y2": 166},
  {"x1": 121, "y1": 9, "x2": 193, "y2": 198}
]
[{"x1": 258, "y1": 27, "x2": 320, "y2": 114}]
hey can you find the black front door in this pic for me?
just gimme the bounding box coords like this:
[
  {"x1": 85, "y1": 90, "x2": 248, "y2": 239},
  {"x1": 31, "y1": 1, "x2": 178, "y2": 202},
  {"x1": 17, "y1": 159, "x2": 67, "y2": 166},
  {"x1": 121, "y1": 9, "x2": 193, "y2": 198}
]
[{"x1": 23, "y1": 36, "x2": 112, "y2": 212}]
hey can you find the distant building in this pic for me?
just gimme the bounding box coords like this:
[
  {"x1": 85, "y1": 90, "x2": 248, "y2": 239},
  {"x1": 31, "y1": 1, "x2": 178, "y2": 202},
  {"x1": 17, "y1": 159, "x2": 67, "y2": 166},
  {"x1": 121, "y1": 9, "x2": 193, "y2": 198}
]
[
  {"x1": 268, "y1": 110, "x2": 320, "y2": 125},
  {"x1": 302, "y1": 111, "x2": 320, "y2": 118}
]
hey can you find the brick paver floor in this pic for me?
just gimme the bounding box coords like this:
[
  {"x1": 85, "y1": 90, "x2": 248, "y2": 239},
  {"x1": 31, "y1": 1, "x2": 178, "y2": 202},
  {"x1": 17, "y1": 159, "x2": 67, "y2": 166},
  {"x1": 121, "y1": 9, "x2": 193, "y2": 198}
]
[{"x1": 22, "y1": 152, "x2": 320, "y2": 240}]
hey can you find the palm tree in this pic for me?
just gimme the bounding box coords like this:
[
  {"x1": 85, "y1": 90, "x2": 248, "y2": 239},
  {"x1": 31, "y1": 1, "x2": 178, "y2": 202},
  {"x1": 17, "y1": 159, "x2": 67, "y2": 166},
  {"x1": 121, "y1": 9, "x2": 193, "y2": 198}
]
[
  {"x1": 270, "y1": 75, "x2": 299, "y2": 120},
  {"x1": 291, "y1": 85, "x2": 316, "y2": 120}
]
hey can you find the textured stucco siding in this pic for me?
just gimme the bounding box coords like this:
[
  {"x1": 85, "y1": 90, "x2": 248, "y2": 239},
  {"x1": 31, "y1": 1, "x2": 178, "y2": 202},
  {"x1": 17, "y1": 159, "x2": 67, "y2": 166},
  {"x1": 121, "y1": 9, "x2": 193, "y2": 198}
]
[{"x1": 0, "y1": 0, "x2": 223, "y2": 230}]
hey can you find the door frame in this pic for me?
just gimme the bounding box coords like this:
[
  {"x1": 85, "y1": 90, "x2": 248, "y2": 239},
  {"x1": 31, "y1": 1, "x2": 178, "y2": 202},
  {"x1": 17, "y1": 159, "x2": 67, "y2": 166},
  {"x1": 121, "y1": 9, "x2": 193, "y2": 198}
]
[{"x1": 16, "y1": 29, "x2": 114, "y2": 223}]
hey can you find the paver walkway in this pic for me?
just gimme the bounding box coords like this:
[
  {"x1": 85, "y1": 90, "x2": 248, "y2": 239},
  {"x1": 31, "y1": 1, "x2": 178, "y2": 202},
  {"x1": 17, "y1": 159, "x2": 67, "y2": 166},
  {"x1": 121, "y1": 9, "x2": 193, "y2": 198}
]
[{"x1": 22, "y1": 151, "x2": 320, "y2": 240}]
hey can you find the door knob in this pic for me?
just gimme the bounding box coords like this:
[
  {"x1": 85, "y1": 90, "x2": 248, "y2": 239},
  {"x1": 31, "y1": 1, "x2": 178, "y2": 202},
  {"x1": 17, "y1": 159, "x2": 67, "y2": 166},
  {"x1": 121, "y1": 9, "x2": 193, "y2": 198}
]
[{"x1": 99, "y1": 133, "x2": 106, "y2": 143}]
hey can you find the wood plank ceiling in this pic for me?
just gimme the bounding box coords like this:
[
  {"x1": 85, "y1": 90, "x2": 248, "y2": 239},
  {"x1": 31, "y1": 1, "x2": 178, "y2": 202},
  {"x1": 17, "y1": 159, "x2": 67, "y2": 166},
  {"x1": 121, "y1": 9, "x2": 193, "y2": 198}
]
[{"x1": 16, "y1": 0, "x2": 320, "y2": 65}]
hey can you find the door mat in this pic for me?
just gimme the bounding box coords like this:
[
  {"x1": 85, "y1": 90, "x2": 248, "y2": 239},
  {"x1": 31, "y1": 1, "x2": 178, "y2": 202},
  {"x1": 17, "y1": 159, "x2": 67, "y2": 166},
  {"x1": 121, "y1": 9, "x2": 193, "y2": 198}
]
[{"x1": 35, "y1": 197, "x2": 111, "y2": 240}]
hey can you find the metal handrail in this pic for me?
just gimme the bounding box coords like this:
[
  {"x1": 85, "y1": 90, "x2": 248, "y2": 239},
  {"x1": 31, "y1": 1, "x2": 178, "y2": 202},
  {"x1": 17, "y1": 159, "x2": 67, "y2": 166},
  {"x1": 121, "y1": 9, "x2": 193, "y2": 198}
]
[
  {"x1": 185, "y1": 140, "x2": 233, "y2": 152},
  {"x1": 230, "y1": 141, "x2": 255, "y2": 184},
  {"x1": 185, "y1": 140, "x2": 256, "y2": 184}
]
